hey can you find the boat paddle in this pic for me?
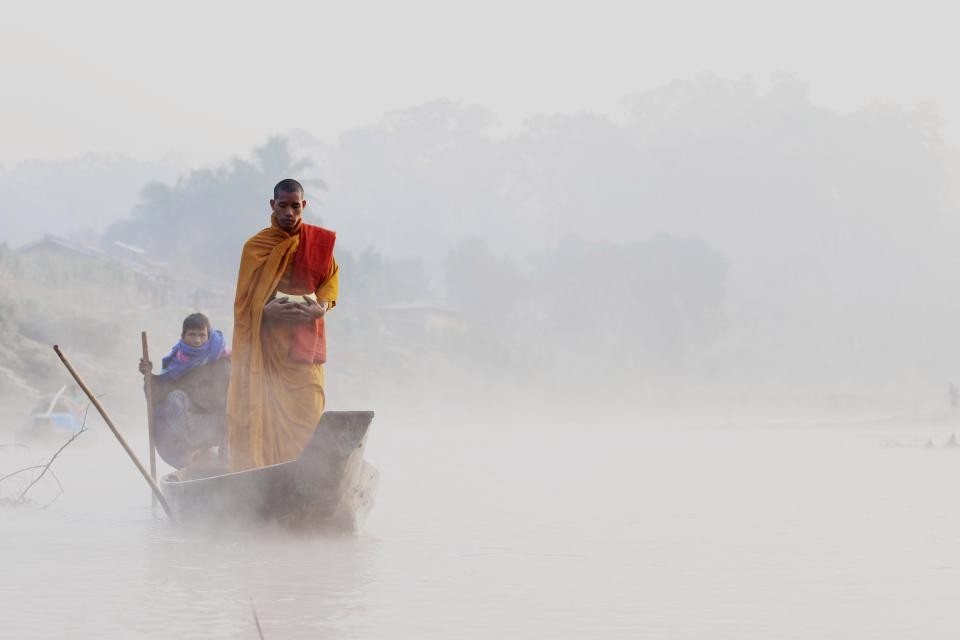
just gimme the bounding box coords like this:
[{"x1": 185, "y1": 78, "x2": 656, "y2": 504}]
[
  {"x1": 52, "y1": 345, "x2": 176, "y2": 521},
  {"x1": 141, "y1": 331, "x2": 159, "y2": 506}
]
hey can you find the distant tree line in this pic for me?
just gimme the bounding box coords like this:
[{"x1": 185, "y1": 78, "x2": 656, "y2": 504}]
[{"x1": 101, "y1": 73, "x2": 958, "y2": 389}]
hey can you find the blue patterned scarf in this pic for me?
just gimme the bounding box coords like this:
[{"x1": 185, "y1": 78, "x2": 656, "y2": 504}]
[{"x1": 159, "y1": 329, "x2": 228, "y2": 380}]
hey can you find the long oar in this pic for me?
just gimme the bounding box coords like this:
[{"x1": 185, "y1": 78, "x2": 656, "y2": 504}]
[
  {"x1": 53, "y1": 345, "x2": 175, "y2": 521},
  {"x1": 141, "y1": 331, "x2": 158, "y2": 507}
]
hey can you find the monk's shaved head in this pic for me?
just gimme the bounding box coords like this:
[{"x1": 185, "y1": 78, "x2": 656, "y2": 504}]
[
  {"x1": 271, "y1": 179, "x2": 307, "y2": 232},
  {"x1": 273, "y1": 178, "x2": 304, "y2": 199}
]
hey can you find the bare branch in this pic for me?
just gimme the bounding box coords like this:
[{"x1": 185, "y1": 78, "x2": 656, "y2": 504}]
[
  {"x1": 0, "y1": 464, "x2": 48, "y2": 484},
  {"x1": 0, "y1": 399, "x2": 98, "y2": 506},
  {"x1": 16, "y1": 426, "x2": 86, "y2": 504},
  {"x1": 250, "y1": 599, "x2": 266, "y2": 640},
  {"x1": 40, "y1": 468, "x2": 65, "y2": 509}
]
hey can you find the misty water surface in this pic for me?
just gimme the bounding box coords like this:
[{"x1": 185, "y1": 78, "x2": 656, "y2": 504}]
[{"x1": 3, "y1": 417, "x2": 960, "y2": 639}]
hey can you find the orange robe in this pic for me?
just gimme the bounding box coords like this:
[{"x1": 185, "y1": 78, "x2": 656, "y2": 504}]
[{"x1": 227, "y1": 216, "x2": 338, "y2": 471}]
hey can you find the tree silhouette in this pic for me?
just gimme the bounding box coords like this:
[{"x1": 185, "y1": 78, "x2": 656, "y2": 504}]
[{"x1": 103, "y1": 137, "x2": 323, "y2": 281}]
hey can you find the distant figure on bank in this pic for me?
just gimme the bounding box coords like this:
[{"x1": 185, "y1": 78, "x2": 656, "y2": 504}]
[
  {"x1": 227, "y1": 178, "x2": 338, "y2": 471},
  {"x1": 139, "y1": 312, "x2": 231, "y2": 468}
]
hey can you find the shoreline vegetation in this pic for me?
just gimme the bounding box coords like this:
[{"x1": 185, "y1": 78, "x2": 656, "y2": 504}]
[{"x1": 4, "y1": 77, "x2": 960, "y2": 431}]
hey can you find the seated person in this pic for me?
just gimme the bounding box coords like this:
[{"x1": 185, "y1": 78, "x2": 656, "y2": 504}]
[{"x1": 139, "y1": 313, "x2": 231, "y2": 469}]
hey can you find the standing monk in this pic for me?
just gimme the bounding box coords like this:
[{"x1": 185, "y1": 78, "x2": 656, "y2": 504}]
[{"x1": 227, "y1": 179, "x2": 338, "y2": 471}]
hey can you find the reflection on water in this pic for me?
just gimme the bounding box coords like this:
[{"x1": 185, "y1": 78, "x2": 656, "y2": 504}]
[{"x1": 3, "y1": 419, "x2": 960, "y2": 638}]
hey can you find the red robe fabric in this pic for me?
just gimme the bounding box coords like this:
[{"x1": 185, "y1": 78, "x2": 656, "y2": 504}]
[{"x1": 286, "y1": 224, "x2": 336, "y2": 363}]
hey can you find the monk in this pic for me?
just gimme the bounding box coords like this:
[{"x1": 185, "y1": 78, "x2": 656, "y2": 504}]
[{"x1": 227, "y1": 178, "x2": 338, "y2": 470}]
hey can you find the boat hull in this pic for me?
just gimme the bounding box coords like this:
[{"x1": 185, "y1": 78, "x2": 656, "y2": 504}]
[{"x1": 159, "y1": 410, "x2": 378, "y2": 531}]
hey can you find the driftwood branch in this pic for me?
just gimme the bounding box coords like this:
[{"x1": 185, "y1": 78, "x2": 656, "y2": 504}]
[
  {"x1": 0, "y1": 402, "x2": 90, "y2": 506},
  {"x1": 40, "y1": 466, "x2": 66, "y2": 509},
  {"x1": 16, "y1": 426, "x2": 85, "y2": 503},
  {"x1": 251, "y1": 599, "x2": 266, "y2": 639},
  {"x1": 0, "y1": 464, "x2": 48, "y2": 484}
]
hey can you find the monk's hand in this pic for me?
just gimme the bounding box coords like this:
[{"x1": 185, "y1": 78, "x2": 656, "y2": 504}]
[
  {"x1": 264, "y1": 297, "x2": 310, "y2": 322},
  {"x1": 138, "y1": 358, "x2": 152, "y2": 376},
  {"x1": 300, "y1": 297, "x2": 327, "y2": 320}
]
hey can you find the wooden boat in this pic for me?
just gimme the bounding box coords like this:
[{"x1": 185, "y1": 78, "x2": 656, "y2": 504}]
[{"x1": 159, "y1": 410, "x2": 379, "y2": 532}]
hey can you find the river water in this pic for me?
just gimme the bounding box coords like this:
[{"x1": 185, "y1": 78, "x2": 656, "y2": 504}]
[{"x1": 2, "y1": 415, "x2": 960, "y2": 638}]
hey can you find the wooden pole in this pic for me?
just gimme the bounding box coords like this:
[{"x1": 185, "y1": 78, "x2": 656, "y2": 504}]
[
  {"x1": 52, "y1": 345, "x2": 175, "y2": 521},
  {"x1": 141, "y1": 332, "x2": 158, "y2": 507}
]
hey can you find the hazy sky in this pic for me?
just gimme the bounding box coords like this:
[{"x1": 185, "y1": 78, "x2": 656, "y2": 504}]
[{"x1": 2, "y1": 0, "x2": 955, "y2": 166}]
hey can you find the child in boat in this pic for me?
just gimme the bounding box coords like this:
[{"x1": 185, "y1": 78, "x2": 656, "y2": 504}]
[
  {"x1": 139, "y1": 313, "x2": 231, "y2": 469},
  {"x1": 139, "y1": 312, "x2": 229, "y2": 380}
]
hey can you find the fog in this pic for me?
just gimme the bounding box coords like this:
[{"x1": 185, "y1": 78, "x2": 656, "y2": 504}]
[
  {"x1": 5, "y1": 1, "x2": 960, "y2": 164},
  {"x1": 3, "y1": 2, "x2": 960, "y2": 638},
  {"x1": 5, "y1": 83, "x2": 959, "y2": 417}
]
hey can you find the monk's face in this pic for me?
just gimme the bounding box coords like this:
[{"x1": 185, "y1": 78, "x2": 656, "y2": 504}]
[{"x1": 271, "y1": 190, "x2": 306, "y2": 232}]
